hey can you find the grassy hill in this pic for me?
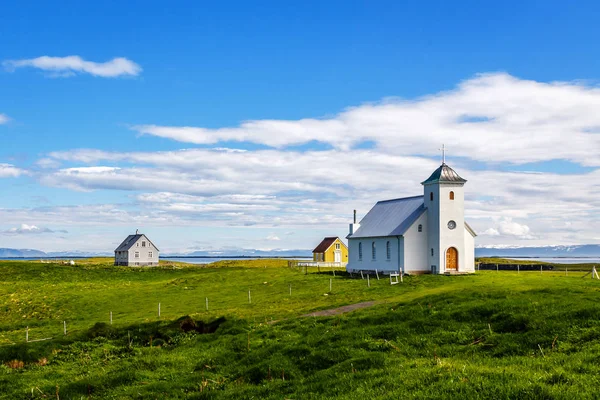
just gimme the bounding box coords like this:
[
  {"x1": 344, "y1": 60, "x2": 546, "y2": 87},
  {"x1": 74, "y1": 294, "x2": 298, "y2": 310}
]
[{"x1": 1, "y1": 258, "x2": 600, "y2": 399}]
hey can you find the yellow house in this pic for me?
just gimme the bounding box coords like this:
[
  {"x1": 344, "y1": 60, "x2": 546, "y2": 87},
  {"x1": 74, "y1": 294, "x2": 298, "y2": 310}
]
[{"x1": 312, "y1": 237, "x2": 348, "y2": 263}]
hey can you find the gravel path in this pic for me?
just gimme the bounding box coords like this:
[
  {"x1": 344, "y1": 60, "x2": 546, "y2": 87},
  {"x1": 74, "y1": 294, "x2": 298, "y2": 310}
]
[{"x1": 301, "y1": 301, "x2": 378, "y2": 317}]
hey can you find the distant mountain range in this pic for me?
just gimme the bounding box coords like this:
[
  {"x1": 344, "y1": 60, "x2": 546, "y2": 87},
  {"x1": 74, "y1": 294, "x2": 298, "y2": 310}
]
[
  {"x1": 171, "y1": 249, "x2": 313, "y2": 258},
  {"x1": 0, "y1": 248, "x2": 312, "y2": 258},
  {"x1": 475, "y1": 245, "x2": 600, "y2": 258},
  {"x1": 2, "y1": 245, "x2": 599, "y2": 259},
  {"x1": 0, "y1": 248, "x2": 48, "y2": 258}
]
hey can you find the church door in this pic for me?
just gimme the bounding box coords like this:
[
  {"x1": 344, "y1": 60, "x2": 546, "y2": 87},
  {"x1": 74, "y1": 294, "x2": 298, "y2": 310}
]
[{"x1": 446, "y1": 247, "x2": 458, "y2": 271}]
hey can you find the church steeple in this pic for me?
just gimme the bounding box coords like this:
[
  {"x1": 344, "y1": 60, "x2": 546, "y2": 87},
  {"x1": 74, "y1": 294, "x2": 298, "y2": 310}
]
[
  {"x1": 421, "y1": 163, "x2": 467, "y2": 185},
  {"x1": 422, "y1": 153, "x2": 467, "y2": 274}
]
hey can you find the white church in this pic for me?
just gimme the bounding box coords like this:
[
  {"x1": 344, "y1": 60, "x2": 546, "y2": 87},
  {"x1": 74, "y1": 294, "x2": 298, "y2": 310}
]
[{"x1": 346, "y1": 158, "x2": 476, "y2": 275}]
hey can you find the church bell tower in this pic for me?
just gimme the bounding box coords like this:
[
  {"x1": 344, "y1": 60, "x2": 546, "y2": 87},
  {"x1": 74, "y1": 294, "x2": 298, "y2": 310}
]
[{"x1": 421, "y1": 150, "x2": 467, "y2": 274}]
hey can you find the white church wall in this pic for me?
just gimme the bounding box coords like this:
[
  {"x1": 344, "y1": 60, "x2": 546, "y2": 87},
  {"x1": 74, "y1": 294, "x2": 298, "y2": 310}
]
[
  {"x1": 438, "y1": 184, "x2": 466, "y2": 273},
  {"x1": 463, "y1": 226, "x2": 475, "y2": 272},
  {"x1": 403, "y1": 212, "x2": 429, "y2": 273},
  {"x1": 425, "y1": 184, "x2": 441, "y2": 272},
  {"x1": 346, "y1": 237, "x2": 400, "y2": 273},
  {"x1": 346, "y1": 239, "x2": 362, "y2": 271}
]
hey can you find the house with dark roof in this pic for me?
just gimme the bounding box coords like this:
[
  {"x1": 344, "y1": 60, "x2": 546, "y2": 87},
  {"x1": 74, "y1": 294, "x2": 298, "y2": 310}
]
[
  {"x1": 312, "y1": 237, "x2": 348, "y2": 264},
  {"x1": 346, "y1": 161, "x2": 476, "y2": 275},
  {"x1": 114, "y1": 231, "x2": 160, "y2": 266}
]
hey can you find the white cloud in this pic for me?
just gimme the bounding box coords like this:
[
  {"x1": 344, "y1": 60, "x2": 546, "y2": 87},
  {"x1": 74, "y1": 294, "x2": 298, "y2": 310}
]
[
  {"x1": 482, "y1": 228, "x2": 500, "y2": 236},
  {"x1": 3, "y1": 56, "x2": 142, "y2": 78},
  {"x1": 266, "y1": 235, "x2": 281, "y2": 241},
  {"x1": 35, "y1": 146, "x2": 600, "y2": 247},
  {"x1": 495, "y1": 217, "x2": 534, "y2": 239},
  {"x1": 0, "y1": 163, "x2": 27, "y2": 178},
  {"x1": 0, "y1": 114, "x2": 9, "y2": 124},
  {"x1": 2, "y1": 224, "x2": 67, "y2": 235},
  {"x1": 3, "y1": 72, "x2": 600, "y2": 250},
  {"x1": 131, "y1": 73, "x2": 600, "y2": 166}
]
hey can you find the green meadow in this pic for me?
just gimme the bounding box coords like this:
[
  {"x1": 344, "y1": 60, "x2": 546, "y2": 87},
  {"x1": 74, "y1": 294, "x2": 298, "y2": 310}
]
[{"x1": 2, "y1": 258, "x2": 600, "y2": 399}]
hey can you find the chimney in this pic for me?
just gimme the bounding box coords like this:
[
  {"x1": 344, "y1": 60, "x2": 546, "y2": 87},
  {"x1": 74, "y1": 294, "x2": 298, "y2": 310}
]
[
  {"x1": 349, "y1": 210, "x2": 360, "y2": 236},
  {"x1": 136, "y1": 229, "x2": 139, "y2": 235}
]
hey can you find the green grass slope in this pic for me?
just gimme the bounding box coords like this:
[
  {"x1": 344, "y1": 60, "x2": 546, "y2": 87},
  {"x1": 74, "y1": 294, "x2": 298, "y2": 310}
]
[{"x1": 1, "y1": 259, "x2": 600, "y2": 399}]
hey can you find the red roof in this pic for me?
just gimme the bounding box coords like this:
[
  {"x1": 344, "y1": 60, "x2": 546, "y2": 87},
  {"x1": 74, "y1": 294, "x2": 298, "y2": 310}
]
[{"x1": 312, "y1": 237, "x2": 341, "y2": 253}]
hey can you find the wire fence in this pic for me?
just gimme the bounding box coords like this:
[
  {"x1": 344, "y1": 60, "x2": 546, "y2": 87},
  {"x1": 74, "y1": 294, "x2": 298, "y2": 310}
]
[{"x1": 2, "y1": 263, "x2": 599, "y2": 348}]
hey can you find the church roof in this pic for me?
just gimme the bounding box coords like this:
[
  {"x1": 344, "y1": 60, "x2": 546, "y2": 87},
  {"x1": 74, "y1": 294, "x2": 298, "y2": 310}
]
[
  {"x1": 421, "y1": 163, "x2": 467, "y2": 185},
  {"x1": 349, "y1": 195, "x2": 426, "y2": 239}
]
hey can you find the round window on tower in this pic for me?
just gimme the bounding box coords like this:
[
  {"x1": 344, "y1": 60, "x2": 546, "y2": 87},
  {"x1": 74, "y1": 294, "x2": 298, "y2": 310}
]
[{"x1": 447, "y1": 220, "x2": 456, "y2": 230}]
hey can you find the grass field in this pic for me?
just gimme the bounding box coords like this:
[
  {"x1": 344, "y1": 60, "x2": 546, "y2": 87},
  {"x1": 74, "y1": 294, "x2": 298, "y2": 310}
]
[{"x1": 2, "y1": 258, "x2": 600, "y2": 399}]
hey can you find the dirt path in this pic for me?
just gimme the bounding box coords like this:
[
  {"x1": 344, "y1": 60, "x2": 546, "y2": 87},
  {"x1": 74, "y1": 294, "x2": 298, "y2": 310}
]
[{"x1": 301, "y1": 301, "x2": 378, "y2": 317}]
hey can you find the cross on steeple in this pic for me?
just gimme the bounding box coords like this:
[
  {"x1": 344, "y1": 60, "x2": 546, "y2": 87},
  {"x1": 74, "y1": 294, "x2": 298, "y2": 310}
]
[{"x1": 439, "y1": 144, "x2": 447, "y2": 164}]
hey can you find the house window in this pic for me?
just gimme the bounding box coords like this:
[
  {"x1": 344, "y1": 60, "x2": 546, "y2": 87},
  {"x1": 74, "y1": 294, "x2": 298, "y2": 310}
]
[
  {"x1": 149, "y1": 251, "x2": 153, "y2": 258},
  {"x1": 430, "y1": 192, "x2": 433, "y2": 201},
  {"x1": 135, "y1": 251, "x2": 139, "y2": 258},
  {"x1": 386, "y1": 241, "x2": 391, "y2": 260},
  {"x1": 358, "y1": 242, "x2": 363, "y2": 261},
  {"x1": 431, "y1": 248, "x2": 434, "y2": 257},
  {"x1": 418, "y1": 224, "x2": 423, "y2": 232},
  {"x1": 372, "y1": 242, "x2": 376, "y2": 260},
  {"x1": 449, "y1": 191, "x2": 455, "y2": 200},
  {"x1": 142, "y1": 241, "x2": 146, "y2": 247},
  {"x1": 136, "y1": 243, "x2": 139, "y2": 247},
  {"x1": 335, "y1": 243, "x2": 341, "y2": 250}
]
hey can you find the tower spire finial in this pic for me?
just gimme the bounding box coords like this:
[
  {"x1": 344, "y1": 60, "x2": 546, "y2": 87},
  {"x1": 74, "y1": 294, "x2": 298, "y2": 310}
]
[{"x1": 439, "y1": 144, "x2": 446, "y2": 164}]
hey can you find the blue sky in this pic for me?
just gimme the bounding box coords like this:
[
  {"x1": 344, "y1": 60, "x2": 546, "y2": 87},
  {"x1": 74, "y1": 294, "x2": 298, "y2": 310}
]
[{"x1": 1, "y1": 1, "x2": 600, "y2": 252}]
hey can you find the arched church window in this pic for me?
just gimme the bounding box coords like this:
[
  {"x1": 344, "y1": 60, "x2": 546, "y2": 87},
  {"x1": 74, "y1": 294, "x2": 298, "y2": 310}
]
[
  {"x1": 418, "y1": 224, "x2": 423, "y2": 232},
  {"x1": 449, "y1": 191, "x2": 455, "y2": 200},
  {"x1": 358, "y1": 243, "x2": 362, "y2": 261},
  {"x1": 386, "y1": 241, "x2": 391, "y2": 260},
  {"x1": 430, "y1": 192, "x2": 433, "y2": 201},
  {"x1": 372, "y1": 242, "x2": 376, "y2": 260}
]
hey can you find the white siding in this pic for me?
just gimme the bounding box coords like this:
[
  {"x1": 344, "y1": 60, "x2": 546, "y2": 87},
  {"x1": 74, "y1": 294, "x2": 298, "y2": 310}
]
[
  {"x1": 403, "y1": 212, "x2": 429, "y2": 273},
  {"x1": 115, "y1": 234, "x2": 160, "y2": 266},
  {"x1": 463, "y1": 226, "x2": 475, "y2": 272},
  {"x1": 425, "y1": 182, "x2": 466, "y2": 273},
  {"x1": 346, "y1": 236, "x2": 400, "y2": 273}
]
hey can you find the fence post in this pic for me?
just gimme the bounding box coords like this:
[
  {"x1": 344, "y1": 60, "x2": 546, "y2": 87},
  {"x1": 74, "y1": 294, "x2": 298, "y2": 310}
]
[
  {"x1": 367, "y1": 274, "x2": 370, "y2": 287},
  {"x1": 158, "y1": 303, "x2": 161, "y2": 318},
  {"x1": 376, "y1": 269, "x2": 380, "y2": 280},
  {"x1": 565, "y1": 267, "x2": 568, "y2": 277},
  {"x1": 26, "y1": 326, "x2": 29, "y2": 342},
  {"x1": 289, "y1": 284, "x2": 292, "y2": 296},
  {"x1": 360, "y1": 271, "x2": 364, "y2": 280},
  {"x1": 540, "y1": 265, "x2": 543, "y2": 275},
  {"x1": 63, "y1": 321, "x2": 67, "y2": 336},
  {"x1": 496, "y1": 264, "x2": 498, "y2": 272},
  {"x1": 110, "y1": 311, "x2": 113, "y2": 325},
  {"x1": 205, "y1": 297, "x2": 209, "y2": 311},
  {"x1": 517, "y1": 264, "x2": 519, "y2": 274},
  {"x1": 248, "y1": 290, "x2": 252, "y2": 304},
  {"x1": 329, "y1": 279, "x2": 332, "y2": 292},
  {"x1": 333, "y1": 269, "x2": 336, "y2": 277}
]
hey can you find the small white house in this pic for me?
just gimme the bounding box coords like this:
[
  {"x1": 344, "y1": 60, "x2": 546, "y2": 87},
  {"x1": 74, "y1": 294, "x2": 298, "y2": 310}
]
[{"x1": 114, "y1": 232, "x2": 160, "y2": 266}]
